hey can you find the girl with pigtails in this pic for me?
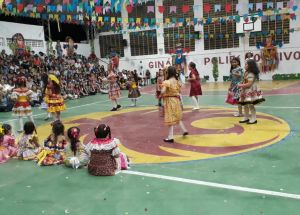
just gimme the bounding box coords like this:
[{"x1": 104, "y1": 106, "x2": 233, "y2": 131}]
[{"x1": 82, "y1": 124, "x2": 130, "y2": 176}]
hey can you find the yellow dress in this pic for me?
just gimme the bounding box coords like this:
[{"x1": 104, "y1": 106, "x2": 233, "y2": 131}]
[{"x1": 162, "y1": 79, "x2": 182, "y2": 126}]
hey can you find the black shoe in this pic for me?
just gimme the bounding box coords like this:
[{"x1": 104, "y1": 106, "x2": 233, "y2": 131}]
[
  {"x1": 117, "y1": 104, "x2": 121, "y2": 109},
  {"x1": 163, "y1": 139, "x2": 174, "y2": 143},
  {"x1": 44, "y1": 117, "x2": 50, "y2": 121},
  {"x1": 239, "y1": 119, "x2": 249, "y2": 123},
  {"x1": 183, "y1": 132, "x2": 189, "y2": 136},
  {"x1": 247, "y1": 120, "x2": 257, "y2": 124},
  {"x1": 111, "y1": 107, "x2": 117, "y2": 111}
]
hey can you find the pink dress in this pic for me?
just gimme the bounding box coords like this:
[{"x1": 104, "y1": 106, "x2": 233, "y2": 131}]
[
  {"x1": 0, "y1": 134, "x2": 17, "y2": 163},
  {"x1": 2, "y1": 135, "x2": 17, "y2": 157},
  {"x1": 189, "y1": 69, "x2": 202, "y2": 96}
]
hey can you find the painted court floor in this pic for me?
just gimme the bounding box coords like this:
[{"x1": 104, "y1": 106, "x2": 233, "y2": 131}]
[{"x1": 1, "y1": 80, "x2": 300, "y2": 215}]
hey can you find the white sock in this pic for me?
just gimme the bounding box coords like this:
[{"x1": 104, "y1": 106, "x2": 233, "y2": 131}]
[
  {"x1": 243, "y1": 105, "x2": 250, "y2": 120},
  {"x1": 112, "y1": 100, "x2": 117, "y2": 108},
  {"x1": 47, "y1": 112, "x2": 51, "y2": 118},
  {"x1": 249, "y1": 105, "x2": 256, "y2": 122},
  {"x1": 19, "y1": 117, "x2": 23, "y2": 131},
  {"x1": 179, "y1": 121, "x2": 187, "y2": 132},
  {"x1": 191, "y1": 96, "x2": 199, "y2": 109},
  {"x1": 168, "y1": 126, "x2": 174, "y2": 140},
  {"x1": 28, "y1": 115, "x2": 34, "y2": 123},
  {"x1": 238, "y1": 105, "x2": 243, "y2": 115}
]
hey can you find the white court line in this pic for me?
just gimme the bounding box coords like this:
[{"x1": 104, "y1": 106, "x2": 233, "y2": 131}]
[
  {"x1": 1, "y1": 96, "x2": 126, "y2": 123},
  {"x1": 122, "y1": 170, "x2": 300, "y2": 200}
]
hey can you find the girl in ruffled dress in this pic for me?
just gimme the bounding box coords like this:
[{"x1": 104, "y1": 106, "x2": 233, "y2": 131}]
[
  {"x1": 82, "y1": 124, "x2": 130, "y2": 176},
  {"x1": 238, "y1": 59, "x2": 265, "y2": 124},
  {"x1": 226, "y1": 57, "x2": 244, "y2": 117},
  {"x1": 46, "y1": 75, "x2": 66, "y2": 121},
  {"x1": 107, "y1": 64, "x2": 121, "y2": 111},
  {"x1": 11, "y1": 76, "x2": 34, "y2": 132},
  {"x1": 2, "y1": 124, "x2": 17, "y2": 158},
  {"x1": 36, "y1": 120, "x2": 67, "y2": 166},
  {"x1": 17, "y1": 121, "x2": 40, "y2": 160},
  {"x1": 0, "y1": 124, "x2": 16, "y2": 164},
  {"x1": 64, "y1": 127, "x2": 87, "y2": 169},
  {"x1": 127, "y1": 73, "x2": 141, "y2": 107}
]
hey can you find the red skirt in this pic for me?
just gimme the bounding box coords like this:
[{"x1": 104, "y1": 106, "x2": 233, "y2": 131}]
[{"x1": 190, "y1": 81, "x2": 202, "y2": 96}]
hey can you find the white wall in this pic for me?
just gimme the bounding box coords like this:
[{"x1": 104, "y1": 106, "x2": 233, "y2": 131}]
[
  {"x1": 51, "y1": 41, "x2": 91, "y2": 57},
  {"x1": 0, "y1": 21, "x2": 93, "y2": 57},
  {"x1": 0, "y1": 21, "x2": 46, "y2": 54},
  {"x1": 97, "y1": 0, "x2": 300, "y2": 81}
]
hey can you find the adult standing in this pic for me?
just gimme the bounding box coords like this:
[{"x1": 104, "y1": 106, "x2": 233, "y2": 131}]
[{"x1": 161, "y1": 66, "x2": 188, "y2": 143}]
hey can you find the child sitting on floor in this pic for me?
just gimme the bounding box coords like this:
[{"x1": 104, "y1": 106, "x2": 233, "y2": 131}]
[
  {"x1": 17, "y1": 121, "x2": 40, "y2": 160},
  {"x1": 82, "y1": 124, "x2": 130, "y2": 176},
  {"x1": 0, "y1": 124, "x2": 16, "y2": 164},
  {"x1": 2, "y1": 124, "x2": 17, "y2": 158},
  {"x1": 64, "y1": 127, "x2": 87, "y2": 169},
  {"x1": 36, "y1": 120, "x2": 67, "y2": 166}
]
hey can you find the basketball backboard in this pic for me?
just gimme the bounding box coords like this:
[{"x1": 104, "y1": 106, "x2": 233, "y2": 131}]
[{"x1": 236, "y1": 16, "x2": 262, "y2": 34}]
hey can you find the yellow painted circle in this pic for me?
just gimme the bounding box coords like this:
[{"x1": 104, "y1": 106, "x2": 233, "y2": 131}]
[{"x1": 37, "y1": 107, "x2": 290, "y2": 164}]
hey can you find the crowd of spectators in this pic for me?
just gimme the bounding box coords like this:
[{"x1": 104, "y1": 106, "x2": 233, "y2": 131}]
[{"x1": 0, "y1": 50, "x2": 152, "y2": 112}]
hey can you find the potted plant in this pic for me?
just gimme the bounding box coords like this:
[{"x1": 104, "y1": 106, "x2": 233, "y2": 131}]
[{"x1": 212, "y1": 57, "x2": 219, "y2": 82}]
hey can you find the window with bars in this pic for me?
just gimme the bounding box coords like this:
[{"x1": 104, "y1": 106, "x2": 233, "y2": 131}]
[
  {"x1": 0, "y1": 37, "x2": 5, "y2": 46},
  {"x1": 128, "y1": 1, "x2": 155, "y2": 26},
  {"x1": 164, "y1": 26, "x2": 195, "y2": 53},
  {"x1": 6, "y1": 38, "x2": 44, "y2": 48},
  {"x1": 129, "y1": 30, "x2": 158, "y2": 56},
  {"x1": 203, "y1": 0, "x2": 239, "y2": 50},
  {"x1": 248, "y1": 0, "x2": 290, "y2": 46},
  {"x1": 99, "y1": 34, "x2": 124, "y2": 58},
  {"x1": 163, "y1": 0, "x2": 195, "y2": 53}
]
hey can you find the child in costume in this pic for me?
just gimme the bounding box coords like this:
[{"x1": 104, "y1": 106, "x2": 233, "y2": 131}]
[
  {"x1": 226, "y1": 57, "x2": 244, "y2": 117},
  {"x1": 82, "y1": 124, "x2": 130, "y2": 176},
  {"x1": 2, "y1": 124, "x2": 17, "y2": 158},
  {"x1": 11, "y1": 76, "x2": 34, "y2": 132},
  {"x1": 238, "y1": 59, "x2": 265, "y2": 124},
  {"x1": 36, "y1": 120, "x2": 67, "y2": 166},
  {"x1": 0, "y1": 125, "x2": 10, "y2": 164},
  {"x1": 156, "y1": 69, "x2": 165, "y2": 108},
  {"x1": 17, "y1": 121, "x2": 40, "y2": 160},
  {"x1": 46, "y1": 75, "x2": 66, "y2": 121},
  {"x1": 107, "y1": 64, "x2": 121, "y2": 111},
  {"x1": 127, "y1": 73, "x2": 141, "y2": 107},
  {"x1": 64, "y1": 127, "x2": 86, "y2": 169},
  {"x1": 0, "y1": 124, "x2": 16, "y2": 163},
  {"x1": 161, "y1": 66, "x2": 188, "y2": 143},
  {"x1": 187, "y1": 62, "x2": 202, "y2": 110}
]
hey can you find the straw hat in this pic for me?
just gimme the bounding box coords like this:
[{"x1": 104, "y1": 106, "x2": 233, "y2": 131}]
[{"x1": 48, "y1": 74, "x2": 60, "y2": 85}]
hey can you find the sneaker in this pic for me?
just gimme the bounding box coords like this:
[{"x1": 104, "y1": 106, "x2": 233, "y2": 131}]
[
  {"x1": 44, "y1": 117, "x2": 50, "y2": 121},
  {"x1": 117, "y1": 104, "x2": 121, "y2": 109},
  {"x1": 183, "y1": 132, "x2": 189, "y2": 136},
  {"x1": 110, "y1": 107, "x2": 118, "y2": 111},
  {"x1": 192, "y1": 107, "x2": 200, "y2": 111}
]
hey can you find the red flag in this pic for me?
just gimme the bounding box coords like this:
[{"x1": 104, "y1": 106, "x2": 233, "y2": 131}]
[
  {"x1": 126, "y1": 5, "x2": 133, "y2": 13},
  {"x1": 158, "y1": 6, "x2": 165, "y2": 13},
  {"x1": 37, "y1": 4, "x2": 44, "y2": 13},
  {"x1": 95, "y1": 6, "x2": 102, "y2": 14},
  {"x1": 17, "y1": 3, "x2": 24, "y2": 12},
  {"x1": 225, "y1": 3, "x2": 231, "y2": 12},
  {"x1": 204, "y1": 3, "x2": 211, "y2": 13},
  {"x1": 182, "y1": 5, "x2": 189, "y2": 13}
]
